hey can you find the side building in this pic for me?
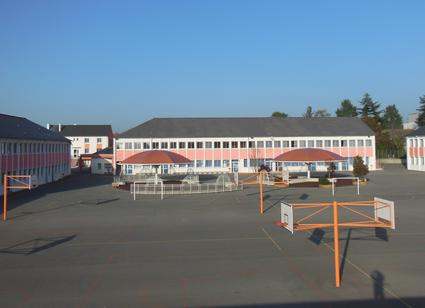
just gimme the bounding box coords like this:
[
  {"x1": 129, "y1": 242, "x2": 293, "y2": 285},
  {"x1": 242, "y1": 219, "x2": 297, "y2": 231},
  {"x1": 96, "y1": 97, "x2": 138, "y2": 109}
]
[
  {"x1": 114, "y1": 117, "x2": 375, "y2": 175},
  {"x1": 1, "y1": 113, "x2": 71, "y2": 195},
  {"x1": 48, "y1": 124, "x2": 113, "y2": 167},
  {"x1": 406, "y1": 127, "x2": 425, "y2": 171}
]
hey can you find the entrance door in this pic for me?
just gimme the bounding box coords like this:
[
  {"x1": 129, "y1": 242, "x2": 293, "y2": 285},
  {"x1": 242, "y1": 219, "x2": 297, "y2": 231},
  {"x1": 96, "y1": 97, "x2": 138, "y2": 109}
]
[{"x1": 231, "y1": 160, "x2": 239, "y2": 173}]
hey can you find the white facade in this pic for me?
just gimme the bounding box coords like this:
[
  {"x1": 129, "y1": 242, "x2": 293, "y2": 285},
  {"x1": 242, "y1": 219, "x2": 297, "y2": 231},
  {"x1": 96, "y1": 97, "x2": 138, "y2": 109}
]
[
  {"x1": 69, "y1": 136, "x2": 109, "y2": 159},
  {"x1": 91, "y1": 157, "x2": 113, "y2": 174},
  {"x1": 406, "y1": 136, "x2": 425, "y2": 171}
]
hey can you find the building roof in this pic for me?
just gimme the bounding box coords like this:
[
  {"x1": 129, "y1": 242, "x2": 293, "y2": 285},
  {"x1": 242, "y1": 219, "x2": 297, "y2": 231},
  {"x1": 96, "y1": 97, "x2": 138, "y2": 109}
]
[
  {"x1": 0, "y1": 114, "x2": 70, "y2": 142},
  {"x1": 49, "y1": 124, "x2": 112, "y2": 137},
  {"x1": 274, "y1": 148, "x2": 346, "y2": 162},
  {"x1": 407, "y1": 126, "x2": 425, "y2": 137},
  {"x1": 121, "y1": 150, "x2": 192, "y2": 165},
  {"x1": 119, "y1": 117, "x2": 374, "y2": 139}
]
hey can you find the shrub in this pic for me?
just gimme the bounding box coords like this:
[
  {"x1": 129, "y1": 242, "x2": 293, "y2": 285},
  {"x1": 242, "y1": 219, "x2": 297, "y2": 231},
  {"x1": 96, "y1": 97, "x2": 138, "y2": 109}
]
[
  {"x1": 353, "y1": 156, "x2": 369, "y2": 179},
  {"x1": 319, "y1": 177, "x2": 331, "y2": 185}
]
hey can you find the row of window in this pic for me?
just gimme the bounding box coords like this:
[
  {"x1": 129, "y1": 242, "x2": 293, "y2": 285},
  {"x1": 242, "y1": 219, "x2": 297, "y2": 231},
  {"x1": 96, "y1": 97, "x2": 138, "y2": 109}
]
[
  {"x1": 72, "y1": 137, "x2": 103, "y2": 143},
  {"x1": 0, "y1": 163, "x2": 69, "y2": 185},
  {"x1": 119, "y1": 139, "x2": 373, "y2": 150},
  {"x1": 410, "y1": 157, "x2": 425, "y2": 165},
  {"x1": 0, "y1": 142, "x2": 69, "y2": 155},
  {"x1": 409, "y1": 138, "x2": 425, "y2": 148}
]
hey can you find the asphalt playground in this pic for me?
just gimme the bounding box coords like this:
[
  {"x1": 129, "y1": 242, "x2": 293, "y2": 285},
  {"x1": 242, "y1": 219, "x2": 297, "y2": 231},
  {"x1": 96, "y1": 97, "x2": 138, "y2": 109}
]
[{"x1": 0, "y1": 165, "x2": 424, "y2": 307}]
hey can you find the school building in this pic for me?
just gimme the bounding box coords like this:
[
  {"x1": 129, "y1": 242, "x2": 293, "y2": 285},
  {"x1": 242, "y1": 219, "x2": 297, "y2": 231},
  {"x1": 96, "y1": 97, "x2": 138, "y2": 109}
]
[
  {"x1": 406, "y1": 126, "x2": 425, "y2": 171},
  {"x1": 1, "y1": 114, "x2": 71, "y2": 195},
  {"x1": 114, "y1": 117, "x2": 375, "y2": 175}
]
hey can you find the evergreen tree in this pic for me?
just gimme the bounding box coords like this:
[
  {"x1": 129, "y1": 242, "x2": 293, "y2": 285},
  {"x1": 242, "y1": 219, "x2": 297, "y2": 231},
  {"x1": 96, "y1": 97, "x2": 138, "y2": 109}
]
[
  {"x1": 359, "y1": 93, "x2": 381, "y2": 122},
  {"x1": 303, "y1": 106, "x2": 313, "y2": 118},
  {"x1": 336, "y1": 99, "x2": 358, "y2": 117},
  {"x1": 271, "y1": 111, "x2": 288, "y2": 118},
  {"x1": 382, "y1": 104, "x2": 403, "y2": 130},
  {"x1": 353, "y1": 156, "x2": 369, "y2": 179},
  {"x1": 416, "y1": 95, "x2": 425, "y2": 127}
]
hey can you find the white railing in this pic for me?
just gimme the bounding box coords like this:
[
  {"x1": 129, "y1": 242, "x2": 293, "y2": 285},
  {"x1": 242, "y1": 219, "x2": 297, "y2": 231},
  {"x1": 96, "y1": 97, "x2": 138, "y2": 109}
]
[{"x1": 130, "y1": 182, "x2": 242, "y2": 200}]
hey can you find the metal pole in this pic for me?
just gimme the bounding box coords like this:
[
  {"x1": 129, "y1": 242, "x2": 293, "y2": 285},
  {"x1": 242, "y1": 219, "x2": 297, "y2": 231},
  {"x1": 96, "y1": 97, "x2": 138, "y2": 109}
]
[
  {"x1": 332, "y1": 179, "x2": 335, "y2": 196},
  {"x1": 333, "y1": 200, "x2": 340, "y2": 288},
  {"x1": 133, "y1": 182, "x2": 136, "y2": 201},
  {"x1": 260, "y1": 172, "x2": 264, "y2": 214},
  {"x1": 357, "y1": 178, "x2": 360, "y2": 195},
  {"x1": 3, "y1": 175, "x2": 7, "y2": 221},
  {"x1": 161, "y1": 182, "x2": 164, "y2": 200}
]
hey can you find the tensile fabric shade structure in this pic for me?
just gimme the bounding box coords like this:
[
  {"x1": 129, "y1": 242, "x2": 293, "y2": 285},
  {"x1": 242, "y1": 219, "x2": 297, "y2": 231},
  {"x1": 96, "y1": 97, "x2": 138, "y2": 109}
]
[
  {"x1": 121, "y1": 150, "x2": 192, "y2": 165},
  {"x1": 274, "y1": 148, "x2": 346, "y2": 163}
]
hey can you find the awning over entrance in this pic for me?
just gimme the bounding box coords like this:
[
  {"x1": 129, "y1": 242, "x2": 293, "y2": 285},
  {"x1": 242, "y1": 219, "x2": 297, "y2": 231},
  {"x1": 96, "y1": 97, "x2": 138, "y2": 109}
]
[
  {"x1": 121, "y1": 150, "x2": 192, "y2": 165},
  {"x1": 274, "y1": 148, "x2": 346, "y2": 163}
]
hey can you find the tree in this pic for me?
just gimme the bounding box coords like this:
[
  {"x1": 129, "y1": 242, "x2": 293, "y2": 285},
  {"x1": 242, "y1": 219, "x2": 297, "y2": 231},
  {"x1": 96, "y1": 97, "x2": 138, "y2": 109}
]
[
  {"x1": 336, "y1": 99, "x2": 358, "y2": 117},
  {"x1": 382, "y1": 104, "x2": 403, "y2": 130},
  {"x1": 313, "y1": 109, "x2": 331, "y2": 117},
  {"x1": 416, "y1": 95, "x2": 425, "y2": 127},
  {"x1": 352, "y1": 156, "x2": 369, "y2": 179},
  {"x1": 303, "y1": 106, "x2": 313, "y2": 118},
  {"x1": 359, "y1": 93, "x2": 381, "y2": 123},
  {"x1": 326, "y1": 162, "x2": 336, "y2": 178},
  {"x1": 272, "y1": 111, "x2": 288, "y2": 118}
]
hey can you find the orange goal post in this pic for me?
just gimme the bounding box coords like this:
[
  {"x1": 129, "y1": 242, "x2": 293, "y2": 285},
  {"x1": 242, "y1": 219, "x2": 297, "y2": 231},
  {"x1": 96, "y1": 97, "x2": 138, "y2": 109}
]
[{"x1": 3, "y1": 175, "x2": 32, "y2": 222}]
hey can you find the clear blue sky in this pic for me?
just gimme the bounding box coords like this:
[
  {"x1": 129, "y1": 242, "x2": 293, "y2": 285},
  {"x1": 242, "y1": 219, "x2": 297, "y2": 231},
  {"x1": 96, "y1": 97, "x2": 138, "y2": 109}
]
[{"x1": 1, "y1": 0, "x2": 424, "y2": 132}]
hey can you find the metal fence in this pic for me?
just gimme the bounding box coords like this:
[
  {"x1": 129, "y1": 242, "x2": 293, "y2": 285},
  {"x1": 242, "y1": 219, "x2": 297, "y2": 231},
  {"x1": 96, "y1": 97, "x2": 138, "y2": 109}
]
[{"x1": 130, "y1": 182, "x2": 242, "y2": 199}]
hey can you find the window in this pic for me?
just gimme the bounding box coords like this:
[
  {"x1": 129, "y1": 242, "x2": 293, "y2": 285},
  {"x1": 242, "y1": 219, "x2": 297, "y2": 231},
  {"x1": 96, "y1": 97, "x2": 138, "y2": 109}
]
[
  {"x1": 282, "y1": 141, "x2": 289, "y2": 148},
  {"x1": 332, "y1": 140, "x2": 339, "y2": 147},
  {"x1": 196, "y1": 142, "x2": 203, "y2": 149},
  {"x1": 161, "y1": 142, "x2": 168, "y2": 149},
  {"x1": 316, "y1": 140, "x2": 323, "y2": 148},
  {"x1": 421, "y1": 157, "x2": 425, "y2": 165},
  {"x1": 205, "y1": 160, "x2": 212, "y2": 167},
  {"x1": 214, "y1": 142, "x2": 221, "y2": 148},
  {"x1": 266, "y1": 141, "x2": 272, "y2": 148},
  {"x1": 170, "y1": 142, "x2": 176, "y2": 149},
  {"x1": 214, "y1": 160, "x2": 221, "y2": 167},
  {"x1": 179, "y1": 142, "x2": 186, "y2": 149},
  {"x1": 97, "y1": 163, "x2": 102, "y2": 170},
  {"x1": 231, "y1": 141, "x2": 238, "y2": 148},
  {"x1": 299, "y1": 140, "x2": 306, "y2": 148},
  {"x1": 421, "y1": 139, "x2": 424, "y2": 148},
  {"x1": 341, "y1": 140, "x2": 347, "y2": 147},
  {"x1": 223, "y1": 160, "x2": 230, "y2": 167},
  {"x1": 134, "y1": 142, "x2": 141, "y2": 149},
  {"x1": 116, "y1": 142, "x2": 123, "y2": 149},
  {"x1": 324, "y1": 140, "x2": 331, "y2": 147},
  {"x1": 223, "y1": 141, "x2": 229, "y2": 148},
  {"x1": 97, "y1": 138, "x2": 102, "y2": 143},
  {"x1": 143, "y1": 142, "x2": 150, "y2": 149},
  {"x1": 366, "y1": 139, "x2": 372, "y2": 147},
  {"x1": 84, "y1": 138, "x2": 90, "y2": 143},
  {"x1": 196, "y1": 160, "x2": 203, "y2": 167},
  {"x1": 187, "y1": 142, "x2": 194, "y2": 149},
  {"x1": 205, "y1": 142, "x2": 212, "y2": 148},
  {"x1": 308, "y1": 140, "x2": 314, "y2": 148},
  {"x1": 125, "y1": 142, "x2": 132, "y2": 149},
  {"x1": 358, "y1": 139, "x2": 364, "y2": 147},
  {"x1": 349, "y1": 140, "x2": 355, "y2": 147},
  {"x1": 240, "y1": 141, "x2": 247, "y2": 148},
  {"x1": 257, "y1": 141, "x2": 264, "y2": 148},
  {"x1": 291, "y1": 140, "x2": 297, "y2": 148},
  {"x1": 152, "y1": 142, "x2": 159, "y2": 149},
  {"x1": 85, "y1": 148, "x2": 90, "y2": 154},
  {"x1": 274, "y1": 140, "x2": 281, "y2": 148},
  {"x1": 249, "y1": 141, "x2": 255, "y2": 148},
  {"x1": 244, "y1": 159, "x2": 248, "y2": 167}
]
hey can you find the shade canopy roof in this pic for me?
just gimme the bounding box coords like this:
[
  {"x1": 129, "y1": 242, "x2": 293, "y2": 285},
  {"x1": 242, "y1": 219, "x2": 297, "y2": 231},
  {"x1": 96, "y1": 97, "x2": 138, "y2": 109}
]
[
  {"x1": 121, "y1": 150, "x2": 192, "y2": 165},
  {"x1": 274, "y1": 148, "x2": 347, "y2": 162}
]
